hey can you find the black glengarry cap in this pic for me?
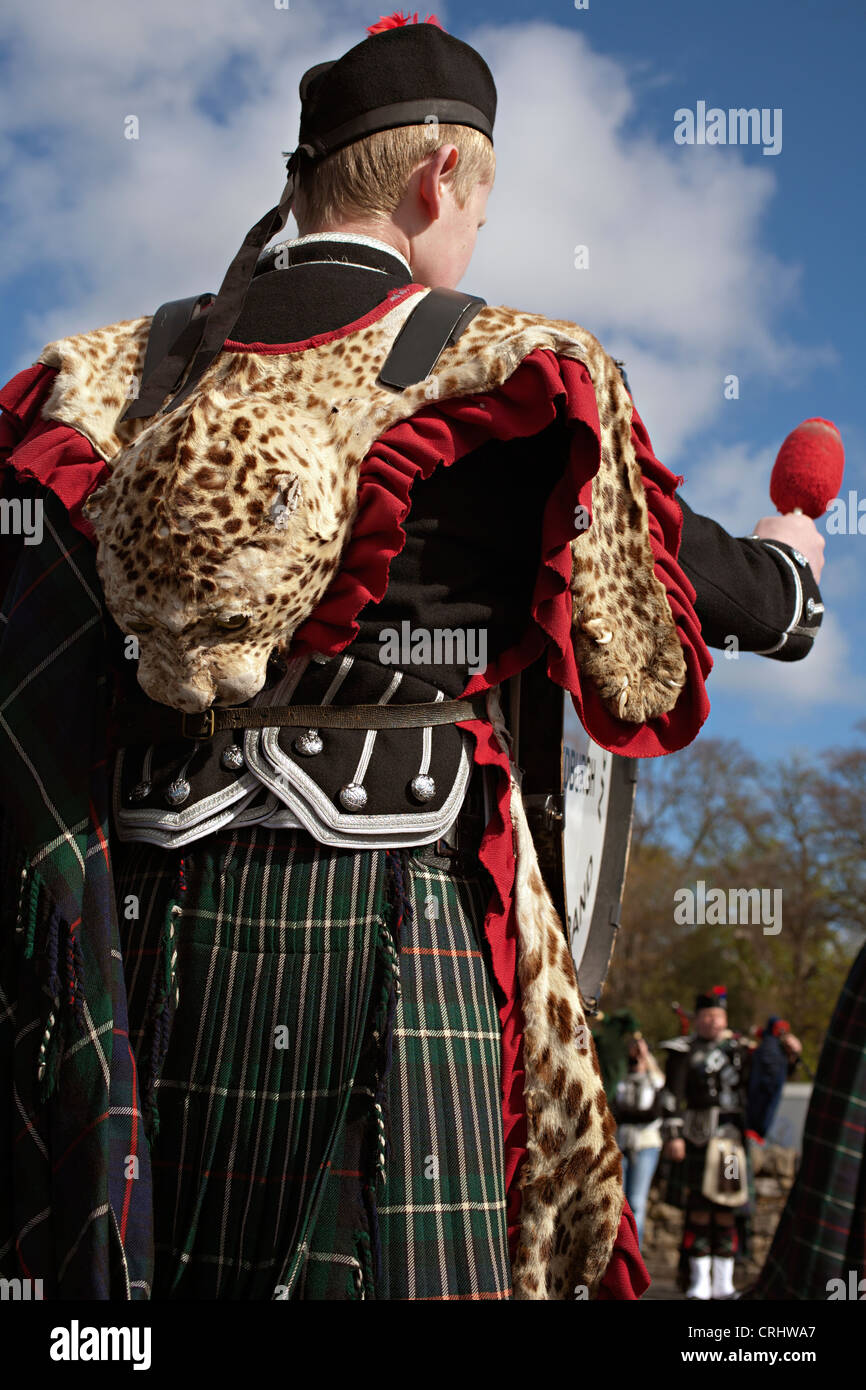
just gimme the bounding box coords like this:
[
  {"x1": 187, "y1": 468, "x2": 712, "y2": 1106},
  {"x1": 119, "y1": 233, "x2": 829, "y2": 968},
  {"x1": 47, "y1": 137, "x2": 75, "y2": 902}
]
[{"x1": 298, "y1": 14, "x2": 496, "y2": 156}]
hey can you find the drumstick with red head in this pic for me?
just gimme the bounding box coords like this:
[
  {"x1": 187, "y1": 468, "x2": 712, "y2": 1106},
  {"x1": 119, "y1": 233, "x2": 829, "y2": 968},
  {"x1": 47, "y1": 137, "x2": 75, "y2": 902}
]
[{"x1": 770, "y1": 418, "x2": 845, "y2": 519}]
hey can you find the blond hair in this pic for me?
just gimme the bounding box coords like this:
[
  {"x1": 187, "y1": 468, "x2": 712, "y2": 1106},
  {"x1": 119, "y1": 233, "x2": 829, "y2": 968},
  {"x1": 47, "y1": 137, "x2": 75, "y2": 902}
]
[{"x1": 293, "y1": 123, "x2": 495, "y2": 232}]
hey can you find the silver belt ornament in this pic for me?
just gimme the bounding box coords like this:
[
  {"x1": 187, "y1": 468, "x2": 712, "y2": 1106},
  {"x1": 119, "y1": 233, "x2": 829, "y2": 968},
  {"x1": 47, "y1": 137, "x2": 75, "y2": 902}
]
[{"x1": 682, "y1": 1106, "x2": 720, "y2": 1147}]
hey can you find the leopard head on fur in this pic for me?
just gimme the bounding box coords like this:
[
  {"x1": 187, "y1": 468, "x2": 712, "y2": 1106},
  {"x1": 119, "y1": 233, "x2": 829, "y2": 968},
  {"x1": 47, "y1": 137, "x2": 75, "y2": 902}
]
[{"x1": 84, "y1": 387, "x2": 354, "y2": 712}]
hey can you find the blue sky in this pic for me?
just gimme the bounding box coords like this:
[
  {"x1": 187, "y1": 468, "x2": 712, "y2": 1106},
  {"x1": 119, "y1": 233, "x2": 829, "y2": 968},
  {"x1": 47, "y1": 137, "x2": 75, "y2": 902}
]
[{"x1": 1, "y1": 0, "x2": 863, "y2": 766}]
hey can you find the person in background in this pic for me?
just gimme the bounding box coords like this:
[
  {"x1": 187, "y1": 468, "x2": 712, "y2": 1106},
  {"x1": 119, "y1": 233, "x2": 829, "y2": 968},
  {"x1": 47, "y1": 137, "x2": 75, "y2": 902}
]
[
  {"x1": 660, "y1": 987, "x2": 779, "y2": 1300},
  {"x1": 745, "y1": 1016, "x2": 802, "y2": 1143},
  {"x1": 592, "y1": 1008, "x2": 642, "y2": 1096},
  {"x1": 612, "y1": 1035, "x2": 665, "y2": 1246}
]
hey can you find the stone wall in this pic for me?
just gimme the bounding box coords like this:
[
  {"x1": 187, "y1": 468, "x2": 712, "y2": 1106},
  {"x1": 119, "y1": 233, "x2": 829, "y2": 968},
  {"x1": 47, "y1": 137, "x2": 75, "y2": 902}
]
[{"x1": 641, "y1": 1142, "x2": 799, "y2": 1294}]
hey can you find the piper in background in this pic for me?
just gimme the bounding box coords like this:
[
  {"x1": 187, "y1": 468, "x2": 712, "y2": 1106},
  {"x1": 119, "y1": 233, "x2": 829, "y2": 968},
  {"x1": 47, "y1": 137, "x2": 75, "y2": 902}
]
[{"x1": 660, "y1": 986, "x2": 801, "y2": 1300}]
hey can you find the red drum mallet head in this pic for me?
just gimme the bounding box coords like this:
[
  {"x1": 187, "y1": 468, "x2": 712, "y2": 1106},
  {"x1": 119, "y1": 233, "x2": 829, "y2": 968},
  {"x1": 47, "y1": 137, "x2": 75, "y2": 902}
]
[{"x1": 770, "y1": 418, "x2": 844, "y2": 519}]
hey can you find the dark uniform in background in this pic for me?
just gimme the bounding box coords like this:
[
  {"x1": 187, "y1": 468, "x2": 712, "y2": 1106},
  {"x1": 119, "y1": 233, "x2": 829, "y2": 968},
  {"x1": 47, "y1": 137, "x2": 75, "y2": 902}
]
[{"x1": 660, "y1": 987, "x2": 756, "y2": 1299}]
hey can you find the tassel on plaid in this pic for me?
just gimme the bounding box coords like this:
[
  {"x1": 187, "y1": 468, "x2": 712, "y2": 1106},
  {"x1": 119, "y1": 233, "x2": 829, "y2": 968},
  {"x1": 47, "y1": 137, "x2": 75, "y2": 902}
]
[
  {"x1": 140, "y1": 859, "x2": 184, "y2": 1140},
  {"x1": 363, "y1": 850, "x2": 411, "y2": 1278},
  {"x1": 5, "y1": 855, "x2": 92, "y2": 1100}
]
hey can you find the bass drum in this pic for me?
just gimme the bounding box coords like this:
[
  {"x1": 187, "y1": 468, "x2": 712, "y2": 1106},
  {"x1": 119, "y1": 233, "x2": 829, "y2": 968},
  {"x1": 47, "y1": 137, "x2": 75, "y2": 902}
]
[{"x1": 514, "y1": 661, "x2": 638, "y2": 1015}]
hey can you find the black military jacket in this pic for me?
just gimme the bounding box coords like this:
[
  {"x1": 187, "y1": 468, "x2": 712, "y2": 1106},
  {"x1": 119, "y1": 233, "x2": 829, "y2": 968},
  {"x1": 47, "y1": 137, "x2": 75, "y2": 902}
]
[
  {"x1": 660, "y1": 1033, "x2": 752, "y2": 1140},
  {"x1": 240, "y1": 233, "x2": 825, "y2": 666},
  {"x1": 109, "y1": 233, "x2": 825, "y2": 845}
]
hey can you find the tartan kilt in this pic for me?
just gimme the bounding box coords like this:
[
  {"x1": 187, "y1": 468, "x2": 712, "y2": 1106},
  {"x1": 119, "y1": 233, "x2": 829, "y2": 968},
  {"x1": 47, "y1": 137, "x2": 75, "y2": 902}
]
[
  {"x1": 665, "y1": 1133, "x2": 755, "y2": 1214},
  {"x1": 114, "y1": 826, "x2": 511, "y2": 1301},
  {"x1": 750, "y1": 943, "x2": 866, "y2": 1300}
]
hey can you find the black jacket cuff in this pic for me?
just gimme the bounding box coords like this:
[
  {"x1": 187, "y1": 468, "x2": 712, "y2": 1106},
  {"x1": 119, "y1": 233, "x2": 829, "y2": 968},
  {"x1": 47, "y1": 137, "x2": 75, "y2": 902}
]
[{"x1": 675, "y1": 495, "x2": 824, "y2": 661}]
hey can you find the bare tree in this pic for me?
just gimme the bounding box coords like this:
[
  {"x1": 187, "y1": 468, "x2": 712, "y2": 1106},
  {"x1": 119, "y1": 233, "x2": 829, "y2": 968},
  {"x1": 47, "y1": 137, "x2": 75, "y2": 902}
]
[{"x1": 602, "y1": 734, "x2": 863, "y2": 1068}]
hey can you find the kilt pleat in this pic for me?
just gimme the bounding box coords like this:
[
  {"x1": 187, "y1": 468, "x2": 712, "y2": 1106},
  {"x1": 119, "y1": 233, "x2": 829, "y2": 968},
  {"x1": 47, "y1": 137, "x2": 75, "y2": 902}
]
[
  {"x1": 302, "y1": 856, "x2": 512, "y2": 1301},
  {"x1": 381, "y1": 857, "x2": 510, "y2": 1299},
  {"x1": 114, "y1": 828, "x2": 511, "y2": 1300}
]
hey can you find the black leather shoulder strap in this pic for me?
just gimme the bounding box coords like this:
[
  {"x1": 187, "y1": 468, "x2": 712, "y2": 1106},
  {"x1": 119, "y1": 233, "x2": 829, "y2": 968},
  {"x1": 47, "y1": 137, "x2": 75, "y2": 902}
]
[
  {"x1": 122, "y1": 285, "x2": 484, "y2": 423},
  {"x1": 120, "y1": 292, "x2": 214, "y2": 422},
  {"x1": 377, "y1": 287, "x2": 486, "y2": 391}
]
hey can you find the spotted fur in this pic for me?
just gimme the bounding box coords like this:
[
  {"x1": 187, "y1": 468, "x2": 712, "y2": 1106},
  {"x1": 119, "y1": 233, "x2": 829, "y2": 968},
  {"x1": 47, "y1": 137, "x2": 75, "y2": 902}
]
[
  {"x1": 509, "y1": 774, "x2": 623, "y2": 1299},
  {"x1": 39, "y1": 289, "x2": 685, "y2": 719}
]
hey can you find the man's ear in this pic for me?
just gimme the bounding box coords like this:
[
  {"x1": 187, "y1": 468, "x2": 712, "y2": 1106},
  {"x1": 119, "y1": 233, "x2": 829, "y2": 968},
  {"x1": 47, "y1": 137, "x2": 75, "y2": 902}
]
[
  {"x1": 434, "y1": 143, "x2": 460, "y2": 180},
  {"x1": 417, "y1": 143, "x2": 460, "y2": 220}
]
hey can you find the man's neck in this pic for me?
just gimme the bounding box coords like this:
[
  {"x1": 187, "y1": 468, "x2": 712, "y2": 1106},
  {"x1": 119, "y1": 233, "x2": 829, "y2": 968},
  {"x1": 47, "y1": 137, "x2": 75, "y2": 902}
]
[{"x1": 295, "y1": 222, "x2": 412, "y2": 273}]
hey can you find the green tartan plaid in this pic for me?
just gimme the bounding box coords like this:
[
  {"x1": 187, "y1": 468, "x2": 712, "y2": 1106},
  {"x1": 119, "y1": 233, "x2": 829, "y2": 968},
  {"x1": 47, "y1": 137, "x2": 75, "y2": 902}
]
[
  {"x1": 115, "y1": 828, "x2": 511, "y2": 1301},
  {"x1": 0, "y1": 485, "x2": 152, "y2": 1298},
  {"x1": 749, "y1": 943, "x2": 866, "y2": 1300}
]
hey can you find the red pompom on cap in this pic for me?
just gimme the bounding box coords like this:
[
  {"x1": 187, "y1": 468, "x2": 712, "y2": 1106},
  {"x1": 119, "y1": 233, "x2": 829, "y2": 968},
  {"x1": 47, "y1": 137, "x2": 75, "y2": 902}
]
[
  {"x1": 770, "y1": 417, "x2": 845, "y2": 519},
  {"x1": 367, "y1": 11, "x2": 444, "y2": 32}
]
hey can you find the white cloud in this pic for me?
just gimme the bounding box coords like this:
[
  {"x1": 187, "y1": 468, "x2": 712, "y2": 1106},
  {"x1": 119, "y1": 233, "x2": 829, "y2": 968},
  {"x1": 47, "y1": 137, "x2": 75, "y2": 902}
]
[
  {"x1": 2, "y1": 4, "x2": 832, "y2": 461},
  {"x1": 464, "y1": 22, "x2": 836, "y2": 462},
  {"x1": 674, "y1": 439, "x2": 778, "y2": 533},
  {"x1": 815, "y1": 550, "x2": 864, "y2": 603},
  {"x1": 704, "y1": 612, "x2": 866, "y2": 715},
  {"x1": 1, "y1": 0, "x2": 374, "y2": 363}
]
